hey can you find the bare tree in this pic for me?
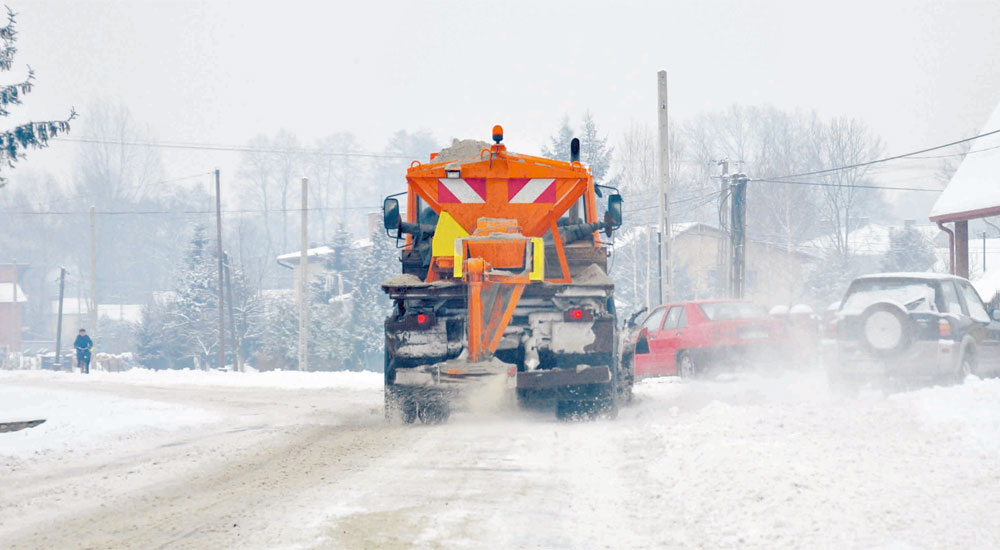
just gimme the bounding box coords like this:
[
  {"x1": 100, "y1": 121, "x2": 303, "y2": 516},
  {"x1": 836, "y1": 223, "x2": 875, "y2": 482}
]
[
  {"x1": 809, "y1": 116, "x2": 884, "y2": 260},
  {"x1": 312, "y1": 132, "x2": 362, "y2": 242},
  {"x1": 75, "y1": 101, "x2": 162, "y2": 205}
]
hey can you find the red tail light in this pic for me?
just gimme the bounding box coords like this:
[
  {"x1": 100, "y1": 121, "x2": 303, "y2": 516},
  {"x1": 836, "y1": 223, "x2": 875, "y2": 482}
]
[
  {"x1": 825, "y1": 320, "x2": 837, "y2": 339},
  {"x1": 564, "y1": 308, "x2": 594, "y2": 322},
  {"x1": 416, "y1": 313, "x2": 428, "y2": 325},
  {"x1": 938, "y1": 319, "x2": 952, "y2": 339}
]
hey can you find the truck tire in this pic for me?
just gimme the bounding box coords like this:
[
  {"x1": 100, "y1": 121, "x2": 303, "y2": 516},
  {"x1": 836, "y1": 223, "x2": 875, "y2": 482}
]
[
  {"x1": 385, "y1": 386, "x2": 417, "y2": 424},
  {"x1": 417, "y1": 399, "x2": 450, "y2": 424}
]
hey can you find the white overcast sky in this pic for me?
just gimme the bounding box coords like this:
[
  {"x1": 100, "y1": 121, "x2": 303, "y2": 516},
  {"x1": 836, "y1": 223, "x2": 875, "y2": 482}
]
[{"x1": 9, "y1": 0, "x2": 1000, "y2": 197}]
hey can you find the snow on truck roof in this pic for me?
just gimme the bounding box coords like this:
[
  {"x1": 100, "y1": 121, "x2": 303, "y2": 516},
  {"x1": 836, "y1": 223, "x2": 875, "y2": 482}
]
[{"x1": 929, "y1": 100, "x2": 1000, "y2": 222}]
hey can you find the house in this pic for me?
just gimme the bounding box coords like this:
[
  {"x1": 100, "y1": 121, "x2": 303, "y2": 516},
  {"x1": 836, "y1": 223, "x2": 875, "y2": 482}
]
[
  {"x1": 670, "y1": 223, "x2": 813, "y2": 306},
  {"x1": 929, "y1": 98, "x2": 1000, "y2": 278},
  {"x1": 799, "y1": 220, "x2": 943, "y2": 258},
  {"x1": 48, "y1": 298, "x2": 143, "y2": 349},
  {"x1": 276, "y1": 228, "x2": 373, "y2": 295},
  {"x1": 0, "y1": 278, "x2": 27, "y2": 352}
]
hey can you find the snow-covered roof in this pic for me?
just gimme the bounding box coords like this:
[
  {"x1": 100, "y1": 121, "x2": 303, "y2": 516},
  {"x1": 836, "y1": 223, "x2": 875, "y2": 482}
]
[
  {"x1": 48, "y1": 299, "x2": 144, "y2": 323},
  {"x1": 0, "y1": 282, "x2": 27, "y2": 303},
  {"x1": 276, "y1": 245, "x2": 336, "y2": 264},
  {"x1": 799, "y1": 223, "x2": 941, "y2": 257},
  {"x1": 929, "y1": 100, "x2": 1000, "y2": 222}
]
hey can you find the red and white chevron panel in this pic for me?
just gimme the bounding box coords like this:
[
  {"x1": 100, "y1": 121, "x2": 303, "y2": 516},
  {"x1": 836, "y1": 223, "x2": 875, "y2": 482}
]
[
  {"x1": 438, "y1": 178, "x2": 486, "y2": 203},
  {"x1": 507, "y1": 178, "x2": 556, "y2": 203}
]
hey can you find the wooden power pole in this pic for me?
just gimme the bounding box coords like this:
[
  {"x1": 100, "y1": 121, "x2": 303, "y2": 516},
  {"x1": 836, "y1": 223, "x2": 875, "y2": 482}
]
[
  {"x1": 214, "y1": 169, "x2": 226, "y2": 371},
  {"x1": 89, "y1": 206, "x2": 98, "y2": 344},
  {"x1": 657, "y1": 70, "x2": 671, "y2": 304},
  {"x1": 54, "y1": 267, "x2": 66, "y2": 369},
  {"x1": 298, "y1": 178, "x2": 309, "y2": 371},
  {"x1": 223, "y1": 252, "x2": 241, "y2": 372}
]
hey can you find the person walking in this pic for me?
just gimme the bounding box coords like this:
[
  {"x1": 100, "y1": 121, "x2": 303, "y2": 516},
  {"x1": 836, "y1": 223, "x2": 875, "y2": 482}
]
[{"x1": 74, "y1": 328, "x2": 93, "y2": 374}]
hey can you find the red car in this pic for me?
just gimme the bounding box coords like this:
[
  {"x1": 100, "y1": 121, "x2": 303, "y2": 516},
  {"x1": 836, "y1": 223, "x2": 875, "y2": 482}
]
[{"x1": 631, "y1": 300, "x2": 786, "y2": 377}]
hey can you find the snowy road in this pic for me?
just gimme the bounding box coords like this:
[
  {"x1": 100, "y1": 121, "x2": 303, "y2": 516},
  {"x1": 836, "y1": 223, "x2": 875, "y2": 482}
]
[{"x1": 1, "y1": 369, "x2": 998, "y2": 549}]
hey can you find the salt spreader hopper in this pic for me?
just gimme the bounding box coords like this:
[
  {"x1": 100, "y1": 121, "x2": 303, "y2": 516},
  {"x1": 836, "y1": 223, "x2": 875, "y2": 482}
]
[{"x1": 380, "y1": 126, "x2": 630, "y2": 422}]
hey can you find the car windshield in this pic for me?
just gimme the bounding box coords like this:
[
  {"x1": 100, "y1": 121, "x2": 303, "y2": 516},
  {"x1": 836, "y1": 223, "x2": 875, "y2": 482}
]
[
  {"x1": 840, "y1": 279, "x2": 937, "y2": 314},
  {"x1": 699, "y1": 302, "x2": 768, "y2": 321}
]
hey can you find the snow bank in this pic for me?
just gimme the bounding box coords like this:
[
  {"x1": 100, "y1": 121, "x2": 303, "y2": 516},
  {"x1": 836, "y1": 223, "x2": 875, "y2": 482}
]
[
  {"x1": 0, "y1": 367, "x2": 383, "y2": 391},
  {"x1": 0, "y1": 384, "x2": 218, "y2": 460},
  {"x1": 890, "y1": 375, "x2": 1000, "y2": 454}
]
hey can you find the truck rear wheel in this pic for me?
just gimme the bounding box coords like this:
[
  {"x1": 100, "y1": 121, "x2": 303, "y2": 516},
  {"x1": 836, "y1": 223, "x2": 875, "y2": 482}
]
[{"x1": 385, "y1": 386, "x2": 418, "y2": 424}]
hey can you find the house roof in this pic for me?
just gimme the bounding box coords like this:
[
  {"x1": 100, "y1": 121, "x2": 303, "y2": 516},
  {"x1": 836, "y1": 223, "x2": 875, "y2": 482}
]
[
  {"x1": 277, "y1": 239, "x2": 373, "y2": 265},
  {"x1": 799, "y1": 222, "x2": 941, "y2": 257},
  {"x1": 929, "y1": 100, "x2": 1000, "y2": 222},
  {"x1": 0, "y1": 282, "x2": 26, "y2": 303},
  {"x1": 48, "y1": 299, "x2": 144, "y2": 323}
]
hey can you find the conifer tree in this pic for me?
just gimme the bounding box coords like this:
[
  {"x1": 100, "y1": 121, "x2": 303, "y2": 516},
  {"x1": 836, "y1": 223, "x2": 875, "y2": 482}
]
[{"x1": 0, "y1": 7, "x2": 75, "y2": 186}]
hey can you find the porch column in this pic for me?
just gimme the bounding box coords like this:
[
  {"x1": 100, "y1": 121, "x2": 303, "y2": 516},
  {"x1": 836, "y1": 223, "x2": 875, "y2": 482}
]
[{"x1": 955, "y1": 220, "x2": 969, "y2": 279}]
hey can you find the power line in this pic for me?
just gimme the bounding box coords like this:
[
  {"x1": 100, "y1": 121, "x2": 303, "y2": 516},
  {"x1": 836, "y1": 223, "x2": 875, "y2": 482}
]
[
  {"x1": 906, "y1": 143, "x2": 1000, "y2": 160},
  {"x1": 752, "y1": 178, "x2": 942, "y2": 193},
  {"x1": 54, "y1": 137, "x2": 421, "y2": 160},
  {"x1": 3, "y1": 205, "x2": 382, "y2": 216},
  {"x1": 624, "y1": 189, "x2": 724, "y2": 214},
  {"x1": 764, "y1": 128, "x2": 1000, "y2": 180}
]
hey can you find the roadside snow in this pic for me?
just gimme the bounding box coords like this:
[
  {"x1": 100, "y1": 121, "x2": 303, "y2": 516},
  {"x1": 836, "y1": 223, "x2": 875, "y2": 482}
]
[
  {"x1": 0, "y1": 384, "x2": 218, "y2": 460},
  {"x1": 0, "y1": 367, "x2": 382, "y2": 391}
]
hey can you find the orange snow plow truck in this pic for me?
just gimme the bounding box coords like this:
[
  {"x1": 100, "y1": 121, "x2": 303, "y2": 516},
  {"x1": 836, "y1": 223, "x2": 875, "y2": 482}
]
[{"x1": 380, "y1": 126, "x2": 630, "y2": 423}]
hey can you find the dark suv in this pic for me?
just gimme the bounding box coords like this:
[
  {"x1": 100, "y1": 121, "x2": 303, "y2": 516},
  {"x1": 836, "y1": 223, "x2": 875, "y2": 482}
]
[{"x1": 823, "y1": 272, "x2": 1000, "y2": 388}]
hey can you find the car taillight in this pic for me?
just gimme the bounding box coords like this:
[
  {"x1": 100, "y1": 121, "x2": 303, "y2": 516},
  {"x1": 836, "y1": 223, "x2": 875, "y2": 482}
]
[
  {"x1": 564, "y1": 308, "x2": 594, "y2": 322},
  {"x1": 938, "y1": 319, "x2": 952, "y2": 339},
  {"x1": 417, "y1": 313, "x2": 428, "y2": 325},
  {"x1": 825, "y1": 320, "x2": 837, "y2": 339}
]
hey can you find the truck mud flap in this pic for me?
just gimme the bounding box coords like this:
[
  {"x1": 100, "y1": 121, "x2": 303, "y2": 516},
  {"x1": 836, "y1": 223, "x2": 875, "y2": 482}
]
[{"x1": 516, "y1": 365, "x2": 610, "y2": 390}]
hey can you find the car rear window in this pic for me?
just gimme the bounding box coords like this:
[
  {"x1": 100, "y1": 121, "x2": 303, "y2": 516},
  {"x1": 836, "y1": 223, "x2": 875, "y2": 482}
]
[
  {"x1": 840, "y1": 279, "x2": 937, "y2": 315},
  {"x1": 699, "y1": 302, "x2": 768, "y2": 321}
]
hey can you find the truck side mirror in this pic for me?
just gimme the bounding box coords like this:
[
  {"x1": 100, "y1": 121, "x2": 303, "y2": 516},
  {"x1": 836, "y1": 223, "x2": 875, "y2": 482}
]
[
  {"x1": 608, "y1": 194, "x2": 622, "y2": 227},
  {"x1": 383, "y1": 198, "x2": 401, "y2": 233}
]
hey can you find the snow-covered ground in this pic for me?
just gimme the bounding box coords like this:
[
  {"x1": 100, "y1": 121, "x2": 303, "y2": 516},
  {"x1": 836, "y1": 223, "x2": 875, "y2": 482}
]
[{"x1": 1, "y1": 367, "x2": 998, "y2": 549}]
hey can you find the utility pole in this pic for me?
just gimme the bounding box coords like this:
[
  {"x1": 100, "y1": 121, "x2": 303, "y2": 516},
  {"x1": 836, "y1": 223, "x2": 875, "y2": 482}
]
[
  {"x1": 11, "y1": 259, "x2": 17, "y2": 352},
  {"x1": 89, "y1": 206, "x2": 98, "y2": 344},
  {"x1": 214, "y1": 169, "x2": 226, "y2": 371},
  {"x1": 656, "y1": 70, "x2": 671, "y2": 303},
  {"x1": 729, "y1": 174, "x2": 749, "y2": 299},
  {"x1": 223, "y1": 252, "x2": 241, "y2": 372},
  {"x1": 716, "y1": 159, "x2": 730, "y2": 293},
  {"x1": 298, "y1": 177, "x2": 309, "y2": 372},
  {"x1": 54, "y1": 267, "x2": 66, "y2": 370}
]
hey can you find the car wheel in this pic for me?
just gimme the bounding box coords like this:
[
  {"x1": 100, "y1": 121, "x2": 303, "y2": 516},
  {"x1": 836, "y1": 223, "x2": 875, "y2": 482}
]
[
  {"x1": 677, "y1": 351, "x2": 697, "y2": 378},
  {"x1": 955, "y1": 349, "x2": 976, "y2": 384}
]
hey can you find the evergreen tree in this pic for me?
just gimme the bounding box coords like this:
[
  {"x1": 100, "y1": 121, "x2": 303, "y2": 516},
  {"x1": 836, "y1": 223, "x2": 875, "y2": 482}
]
[
  {"x1": 136, "y1": 226, "x2": 258, "y2": 369},
  {"x1": 0, "y1": 7, "x2": 75, "y2": 186},
  {"x1": 541, "y1": 116, "x2": 574, "y2": 161},
  {"x1": 579, "y1": 111, "x2": 613, "y2": 183},
  {"x1": 882, "y1": 227, "x2": 936, "y2": 273},
  {"x1": 541, "y1": 113, "x2": 613, "y2": 183},
  {"x1": 353, "y1": 227, "x2": 400, "y2": 368}
]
